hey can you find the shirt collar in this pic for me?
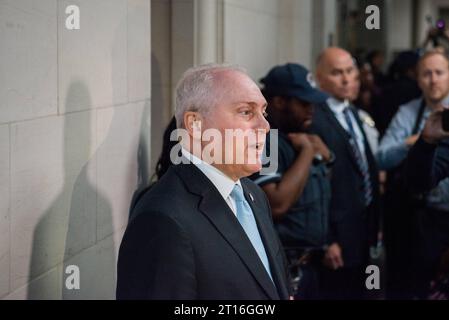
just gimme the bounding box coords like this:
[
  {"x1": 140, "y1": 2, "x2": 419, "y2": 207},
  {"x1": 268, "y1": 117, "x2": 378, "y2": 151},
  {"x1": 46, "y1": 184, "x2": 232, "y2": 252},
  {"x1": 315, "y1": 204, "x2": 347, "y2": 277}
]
[
  {"x1": 181, "y1": 148, "x2": 242, "y2": 200},
  {"x1": 327, "y1": 97, "x2": 350, "y2": 114},
  {"x1": 442, "y1": 93, "x2": 449, "y2": 108},
  {"x1": 423, "y1": 94, "x2": 449, "y2": 117}
]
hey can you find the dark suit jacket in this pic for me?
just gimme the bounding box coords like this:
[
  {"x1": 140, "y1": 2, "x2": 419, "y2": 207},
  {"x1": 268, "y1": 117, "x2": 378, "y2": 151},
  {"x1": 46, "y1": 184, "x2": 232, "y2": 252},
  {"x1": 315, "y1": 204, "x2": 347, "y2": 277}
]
[
  {"x1": 116, "y1": 163, "x2": 290, "y2": 300},
  {"x1": 406, "y1": 137, "x2": 449, "y2": 193},
  {"x1": 310, "y1": 102, "x2": 380, "y2": 267}
]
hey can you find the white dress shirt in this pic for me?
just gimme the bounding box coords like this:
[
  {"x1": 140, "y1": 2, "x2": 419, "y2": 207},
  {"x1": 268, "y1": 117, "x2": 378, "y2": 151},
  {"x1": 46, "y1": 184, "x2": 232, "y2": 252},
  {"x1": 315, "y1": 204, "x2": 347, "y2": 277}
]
[
  {"x1": 327, "y1": 97, "x2": 368, "y2": 163},
  {"x1": 181, "y1": 148, "x2": 241, "y2": 216}
]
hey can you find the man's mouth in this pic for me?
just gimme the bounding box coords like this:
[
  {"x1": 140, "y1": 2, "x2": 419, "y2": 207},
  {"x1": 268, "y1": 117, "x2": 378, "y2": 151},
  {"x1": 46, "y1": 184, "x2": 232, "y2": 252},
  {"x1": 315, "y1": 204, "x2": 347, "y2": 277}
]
[
  {"x1": 249, "y1": 142, "x2": 265, "y2": 151},
  {"x1": 255, "y1": 143, "x2": 263, "y2": 150}
]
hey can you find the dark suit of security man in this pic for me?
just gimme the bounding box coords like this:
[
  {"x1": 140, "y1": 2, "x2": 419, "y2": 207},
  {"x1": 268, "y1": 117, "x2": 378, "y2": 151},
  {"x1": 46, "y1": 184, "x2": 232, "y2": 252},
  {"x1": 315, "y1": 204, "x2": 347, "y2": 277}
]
[
  {"x1": 310, "y1": 47, "x2": 380, "y2": 299},
  {"x1": 116, "y1": 64, "x2": 290, "y2": 300}
]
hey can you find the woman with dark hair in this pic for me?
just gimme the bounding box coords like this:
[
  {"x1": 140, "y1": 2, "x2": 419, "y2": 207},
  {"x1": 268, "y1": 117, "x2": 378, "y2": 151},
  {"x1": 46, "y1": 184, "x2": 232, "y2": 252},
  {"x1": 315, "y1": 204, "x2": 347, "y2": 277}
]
[
  {"x1": 153, "y1": 116, "x2": 178, "y2": 181},
  {"x1": 374, "y1": 50, "x2": 422, "y2": 136},
  {"x1": 129, "y1": 116, "x2": 177, "y2": 215},
  {"x1": 366, "y1": 50, "x2": 387, "y2": 87}
]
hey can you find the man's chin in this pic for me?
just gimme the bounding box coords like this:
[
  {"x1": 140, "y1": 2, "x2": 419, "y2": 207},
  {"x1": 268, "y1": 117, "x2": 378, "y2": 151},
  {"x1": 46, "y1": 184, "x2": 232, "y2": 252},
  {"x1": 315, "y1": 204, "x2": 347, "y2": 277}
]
[
  {"x1": 335, "y1": 92, "x2": 351, "y2": 101},
  {"x1": 242, "y1": 162, "x2": 263, "y2": 177},
  {"x1": 429, "y1": 94, "x2": 444, "y2": 102}
]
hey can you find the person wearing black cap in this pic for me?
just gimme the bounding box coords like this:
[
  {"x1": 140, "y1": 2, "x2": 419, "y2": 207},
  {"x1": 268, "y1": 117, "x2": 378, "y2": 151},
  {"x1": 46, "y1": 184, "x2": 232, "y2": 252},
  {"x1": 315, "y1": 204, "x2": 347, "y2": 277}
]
[{"x1": 250, "y1": 63, "x2": 333, "y2": 299}]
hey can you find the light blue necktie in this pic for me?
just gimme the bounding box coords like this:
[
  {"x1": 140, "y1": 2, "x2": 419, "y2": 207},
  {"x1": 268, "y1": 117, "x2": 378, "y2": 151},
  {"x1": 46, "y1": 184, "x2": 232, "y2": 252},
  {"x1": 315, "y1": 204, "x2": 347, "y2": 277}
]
[{"x1": 231, "y1": 184, "x2": 273, "y2": 281}]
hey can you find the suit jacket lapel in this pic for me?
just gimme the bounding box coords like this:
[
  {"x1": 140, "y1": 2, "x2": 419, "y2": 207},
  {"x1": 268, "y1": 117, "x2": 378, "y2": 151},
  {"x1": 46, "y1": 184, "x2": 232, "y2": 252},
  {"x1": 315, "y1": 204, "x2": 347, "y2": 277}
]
[
  {"x1": 241, "y1": 180, "x2": 289, "y2": 300},
  {"x1": 350, "y1": 106, "x2": 374, "y2": 159},
  {"x1": 174, "y1": 164, "x2": 280, "y2": 300},
  {"x1": 350, "y1": 107, "x2": 379, "y2": 184}
]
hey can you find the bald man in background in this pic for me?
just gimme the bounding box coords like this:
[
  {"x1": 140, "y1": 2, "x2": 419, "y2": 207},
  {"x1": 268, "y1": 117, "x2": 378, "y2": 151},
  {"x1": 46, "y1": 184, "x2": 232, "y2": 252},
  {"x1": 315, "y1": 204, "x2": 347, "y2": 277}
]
[{"x1": 310, "y1": 47, "x2": 380, "y2": 299}]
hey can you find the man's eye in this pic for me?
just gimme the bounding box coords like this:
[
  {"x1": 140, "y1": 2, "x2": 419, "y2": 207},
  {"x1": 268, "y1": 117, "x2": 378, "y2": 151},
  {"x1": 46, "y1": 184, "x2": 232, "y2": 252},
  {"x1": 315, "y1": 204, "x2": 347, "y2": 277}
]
[{"x1": 240, "y1": 110, "x2": 252, "y2": 116}]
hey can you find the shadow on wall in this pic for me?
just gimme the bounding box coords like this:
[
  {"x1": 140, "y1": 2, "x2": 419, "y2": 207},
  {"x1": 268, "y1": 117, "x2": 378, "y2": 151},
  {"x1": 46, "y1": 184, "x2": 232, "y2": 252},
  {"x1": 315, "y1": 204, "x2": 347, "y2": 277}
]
[
  {"x1": 128, "y1": 52, "x2": 161, "y2": 216},
  {"x1": 149, "y1": 52, "x2": 167, "y2": 181},
  {"x1": 27, "y1": 81, "x2": 115, "y2": 299},
  {"x1": 28, "y1": 3, "x2": 151, "y2": 299},
  {"x1": 128, "y1": 107, "x2": 151, "y2": 218},
  {"x1": 61, "y1": 81, "x2": 115, "y2": 300}
]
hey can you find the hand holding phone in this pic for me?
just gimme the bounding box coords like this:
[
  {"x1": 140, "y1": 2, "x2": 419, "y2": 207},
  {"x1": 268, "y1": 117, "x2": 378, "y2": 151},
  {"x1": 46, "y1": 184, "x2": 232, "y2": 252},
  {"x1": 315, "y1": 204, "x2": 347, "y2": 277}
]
[{"x1": 422, "y1": 109, "x2": 449, "y2": 144}]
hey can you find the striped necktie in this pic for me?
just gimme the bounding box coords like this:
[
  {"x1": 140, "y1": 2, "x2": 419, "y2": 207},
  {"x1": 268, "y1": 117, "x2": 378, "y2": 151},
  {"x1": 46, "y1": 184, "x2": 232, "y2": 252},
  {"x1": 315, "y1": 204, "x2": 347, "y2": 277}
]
[{"x1": 342, "y1": 107, "x2": 373, "y2": 206}]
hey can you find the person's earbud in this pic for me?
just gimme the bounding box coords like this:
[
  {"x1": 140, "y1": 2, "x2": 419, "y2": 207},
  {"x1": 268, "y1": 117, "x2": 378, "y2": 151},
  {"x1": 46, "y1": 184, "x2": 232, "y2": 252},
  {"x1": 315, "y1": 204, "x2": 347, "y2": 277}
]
[{"x1": 193, "y1": 119, "x2": 201, "y2": 130}]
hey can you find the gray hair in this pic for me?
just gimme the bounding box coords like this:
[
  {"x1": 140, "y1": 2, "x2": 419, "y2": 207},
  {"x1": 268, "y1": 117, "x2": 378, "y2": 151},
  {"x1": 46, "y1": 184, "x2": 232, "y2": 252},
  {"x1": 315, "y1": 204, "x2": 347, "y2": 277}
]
[{"x1": 174, "y1": 63, "x2": 247, "y2": 128}]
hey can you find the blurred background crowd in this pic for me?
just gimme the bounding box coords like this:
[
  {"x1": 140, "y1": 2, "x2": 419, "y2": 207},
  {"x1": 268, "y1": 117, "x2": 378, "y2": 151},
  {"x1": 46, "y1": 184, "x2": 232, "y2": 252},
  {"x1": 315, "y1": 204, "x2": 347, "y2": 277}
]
[{"x1": 151, "y1": 8, "x2": 449, "y2": 300}]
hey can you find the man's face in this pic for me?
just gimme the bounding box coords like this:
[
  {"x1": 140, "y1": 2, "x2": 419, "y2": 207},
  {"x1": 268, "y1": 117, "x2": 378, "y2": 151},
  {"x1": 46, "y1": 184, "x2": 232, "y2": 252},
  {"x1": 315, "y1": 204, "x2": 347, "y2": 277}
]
[
  {"x1": 283, "y1": 97, "x2": 314, "y2": 132},
  {"x1": 317, "y1": 53, "x2": 358, "y2": 101},
  {"x1": 349, "y1": 68, "x2": 361, "y2": 102},
  {"x1": 372, "y1": 53, "x2": 384, "y2": 70},
  {"x1": 201, "y1": 70, "x2": 270, "y2": 179},
  {"x1": 418, "y1": 54, "x2": 449, "y2": 104}
]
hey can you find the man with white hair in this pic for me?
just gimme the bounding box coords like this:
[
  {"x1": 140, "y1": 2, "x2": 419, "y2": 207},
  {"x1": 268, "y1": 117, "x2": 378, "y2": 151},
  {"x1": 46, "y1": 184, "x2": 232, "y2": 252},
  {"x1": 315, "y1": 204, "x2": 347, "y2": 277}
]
[{"x1": 116, "y1": 64, "x2": 290, "y2": 300}]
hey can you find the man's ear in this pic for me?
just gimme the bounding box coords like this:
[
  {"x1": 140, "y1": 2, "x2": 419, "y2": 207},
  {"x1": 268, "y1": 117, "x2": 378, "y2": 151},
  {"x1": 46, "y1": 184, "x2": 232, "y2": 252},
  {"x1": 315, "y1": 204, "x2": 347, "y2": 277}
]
[
  {"x1": 183, "y1": 111, "x2": 202, "y2": 136},
  {"x1": 315, "y1": 70, "x2": 323, "y2": 87}
]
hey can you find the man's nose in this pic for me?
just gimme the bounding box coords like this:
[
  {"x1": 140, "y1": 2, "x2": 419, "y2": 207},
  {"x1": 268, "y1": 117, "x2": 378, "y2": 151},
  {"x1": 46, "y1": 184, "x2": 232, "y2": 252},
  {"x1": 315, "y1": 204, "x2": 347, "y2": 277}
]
[
  {"x1": 430, "y1": 72, "x2": 440, "y2": 84},
  {"x1": 257, "y1": 113, "x2": 270, "y2": 133}
]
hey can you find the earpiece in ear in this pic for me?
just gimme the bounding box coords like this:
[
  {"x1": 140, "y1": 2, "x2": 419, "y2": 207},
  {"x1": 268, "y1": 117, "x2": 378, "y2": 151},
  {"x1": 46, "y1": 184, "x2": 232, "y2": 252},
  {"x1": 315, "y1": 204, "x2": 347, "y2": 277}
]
[{"x1": 193, "y1": 120, "x2": 201, "y2": 129}]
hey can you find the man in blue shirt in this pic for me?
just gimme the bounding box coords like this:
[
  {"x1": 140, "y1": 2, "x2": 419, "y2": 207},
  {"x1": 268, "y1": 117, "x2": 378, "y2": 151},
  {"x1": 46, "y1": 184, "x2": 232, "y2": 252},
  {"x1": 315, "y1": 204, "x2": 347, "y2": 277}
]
[
  {"x1": 377, "y1": 49, "x2": 449, "y2": 298},
  {"x1": 250, "y1": 63, "x2": 332, "y2": 299}
]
